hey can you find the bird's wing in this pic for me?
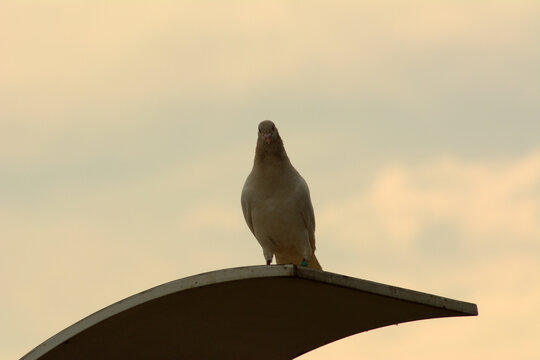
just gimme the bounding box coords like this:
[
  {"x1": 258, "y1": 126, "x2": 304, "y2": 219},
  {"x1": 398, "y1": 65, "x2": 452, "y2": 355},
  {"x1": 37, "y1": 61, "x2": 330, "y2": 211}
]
[
  {"x1": 296, "y1": 175, "x2": 316, "y2": 251},
  {"x1": 241, "y1": 180, "x2": 255, "y2": 235}
]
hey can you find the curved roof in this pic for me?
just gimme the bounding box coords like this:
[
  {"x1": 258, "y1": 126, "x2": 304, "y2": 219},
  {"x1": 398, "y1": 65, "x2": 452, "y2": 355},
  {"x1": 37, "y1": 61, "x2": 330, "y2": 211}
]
[{"x1": 21, "y1": 265, "x2": 477, "y2": 360}]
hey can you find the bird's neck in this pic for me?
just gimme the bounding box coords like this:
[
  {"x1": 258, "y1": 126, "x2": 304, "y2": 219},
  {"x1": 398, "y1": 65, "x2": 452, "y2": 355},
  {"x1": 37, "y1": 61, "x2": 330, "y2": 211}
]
[{"x1": 254, "y1": 137, "x2": 290, "y2": 167}]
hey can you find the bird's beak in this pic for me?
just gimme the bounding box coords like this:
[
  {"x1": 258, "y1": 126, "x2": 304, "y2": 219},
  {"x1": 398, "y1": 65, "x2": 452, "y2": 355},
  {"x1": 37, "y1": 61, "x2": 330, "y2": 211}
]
[{"x1": 264, "y1": 133, "x2": 271, "y2": 144}]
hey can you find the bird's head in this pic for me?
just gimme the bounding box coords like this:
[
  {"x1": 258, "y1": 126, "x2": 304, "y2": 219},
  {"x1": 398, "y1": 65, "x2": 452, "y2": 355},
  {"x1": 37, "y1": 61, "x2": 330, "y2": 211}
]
[
  {"x1": 258, "y1": 120, "x2": 279, "y2": 145},
  {"x1": 254, "y1": 120, "x2": 288, "y2": 162}
]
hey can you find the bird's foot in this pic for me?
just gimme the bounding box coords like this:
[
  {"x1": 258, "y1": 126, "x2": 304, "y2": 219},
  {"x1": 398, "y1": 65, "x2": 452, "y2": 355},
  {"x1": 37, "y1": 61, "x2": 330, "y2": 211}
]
[
  {"x1": 266, "y1": 259, "x2": 272, "y2": 265},
  {"x1": 301, "y1": 260, "x2": 308, "y2": 267}
]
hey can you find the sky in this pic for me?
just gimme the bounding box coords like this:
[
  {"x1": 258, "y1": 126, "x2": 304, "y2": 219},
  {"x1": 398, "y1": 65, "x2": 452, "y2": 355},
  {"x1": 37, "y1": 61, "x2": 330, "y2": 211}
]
[{"x1": 1, "y1": 1, "x2": 539, "y2": 359}]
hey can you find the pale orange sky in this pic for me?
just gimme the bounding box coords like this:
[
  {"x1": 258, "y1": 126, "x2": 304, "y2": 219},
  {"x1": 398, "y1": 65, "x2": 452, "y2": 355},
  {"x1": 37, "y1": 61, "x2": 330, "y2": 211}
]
[{"x1": 1, "y1": 2, "x2": 539, "y2": 359}]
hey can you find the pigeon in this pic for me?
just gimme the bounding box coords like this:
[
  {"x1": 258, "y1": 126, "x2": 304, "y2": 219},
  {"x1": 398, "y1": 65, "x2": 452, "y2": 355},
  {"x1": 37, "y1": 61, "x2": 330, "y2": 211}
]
[{"x1": 241, "y1": 120, "x2": 322, "y2": 270}]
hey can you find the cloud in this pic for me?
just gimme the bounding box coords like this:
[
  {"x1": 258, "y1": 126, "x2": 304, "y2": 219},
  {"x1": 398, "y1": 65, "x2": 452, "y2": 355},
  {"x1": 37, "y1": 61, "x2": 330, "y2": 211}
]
[
  {"x1": 2, "y1": 2, "x2": 539, "y2": 358},
  {"x1": 2, "y1": 0, "x2": 538, "y2": 172},
  {"x1": 319, "y1": 151, "x2": 540, "y2": 251},
  {"x1": 301, "y1": 151, "x2": 540, "y2": 359}
]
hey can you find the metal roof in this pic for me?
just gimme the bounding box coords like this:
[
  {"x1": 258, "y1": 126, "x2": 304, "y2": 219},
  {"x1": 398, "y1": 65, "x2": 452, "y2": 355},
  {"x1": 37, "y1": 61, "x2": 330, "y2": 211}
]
[{"x1": 21, "y1": 265, "x2": 478, "y2": 360}]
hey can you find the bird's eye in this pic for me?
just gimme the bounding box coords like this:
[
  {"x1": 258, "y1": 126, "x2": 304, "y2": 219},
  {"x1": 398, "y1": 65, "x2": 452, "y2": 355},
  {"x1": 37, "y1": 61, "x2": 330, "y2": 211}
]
[{"x1": 272, "y1": 125, "x2": 275, "y2": 131}]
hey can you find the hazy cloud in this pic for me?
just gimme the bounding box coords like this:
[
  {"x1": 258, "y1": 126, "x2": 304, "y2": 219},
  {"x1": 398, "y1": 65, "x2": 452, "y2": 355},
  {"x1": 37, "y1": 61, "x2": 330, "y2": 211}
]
[{"x1": 2, "y1": 1, "x2": 539, "y2": 359}]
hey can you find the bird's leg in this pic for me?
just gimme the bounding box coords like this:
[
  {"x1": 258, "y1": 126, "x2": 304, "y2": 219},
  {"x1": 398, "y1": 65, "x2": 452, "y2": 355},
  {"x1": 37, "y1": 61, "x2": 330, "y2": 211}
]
[
  {"x1": 263, "y1": 249, "x2": 273, "y2": 266},
  {"x1": 301, "y1": 244, "x2": 311, "y2": 267}
]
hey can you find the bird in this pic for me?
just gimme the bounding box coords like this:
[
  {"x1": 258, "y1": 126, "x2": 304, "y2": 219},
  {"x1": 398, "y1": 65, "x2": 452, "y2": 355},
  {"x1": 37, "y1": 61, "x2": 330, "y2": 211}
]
[{"x1": 241, "y1": 120, "x2": 322, "y2": 270}]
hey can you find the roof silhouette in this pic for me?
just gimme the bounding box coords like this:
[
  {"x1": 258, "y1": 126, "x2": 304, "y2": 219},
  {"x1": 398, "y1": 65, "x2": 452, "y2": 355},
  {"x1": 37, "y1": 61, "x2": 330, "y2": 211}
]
[{"x1": 21, "y1": 265, "x2": 478, "y2": 360}]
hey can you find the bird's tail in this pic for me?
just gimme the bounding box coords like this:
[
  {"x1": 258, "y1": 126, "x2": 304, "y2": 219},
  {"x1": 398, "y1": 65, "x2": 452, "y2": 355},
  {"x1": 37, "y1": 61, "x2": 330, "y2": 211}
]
[
  {"x1": 275, "y1": 253, "x2": 323, "y2": 271},
  {"x1": 309, "y1": 253, "x2": 322, "y2": 271}
]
